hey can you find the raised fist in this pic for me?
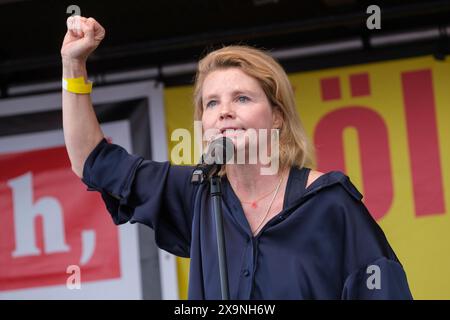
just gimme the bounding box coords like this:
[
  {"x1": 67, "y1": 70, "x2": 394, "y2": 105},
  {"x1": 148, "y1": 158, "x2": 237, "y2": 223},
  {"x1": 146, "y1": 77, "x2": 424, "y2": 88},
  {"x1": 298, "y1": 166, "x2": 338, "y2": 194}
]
[{"x1": 61, "y1": 16, "x2": 105, "y2": 62}]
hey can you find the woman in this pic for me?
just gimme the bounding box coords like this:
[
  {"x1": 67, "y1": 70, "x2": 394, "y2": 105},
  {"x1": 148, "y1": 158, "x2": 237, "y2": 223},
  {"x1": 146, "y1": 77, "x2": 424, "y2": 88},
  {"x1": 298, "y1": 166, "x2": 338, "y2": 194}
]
[{"x1": 61, "y1": 16, "x2": 412, "y2": 299}]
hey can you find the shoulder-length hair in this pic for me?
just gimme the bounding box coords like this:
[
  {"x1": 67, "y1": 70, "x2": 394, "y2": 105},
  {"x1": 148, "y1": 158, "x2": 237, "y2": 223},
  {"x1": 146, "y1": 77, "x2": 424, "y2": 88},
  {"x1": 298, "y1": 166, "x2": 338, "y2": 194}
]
[{"x1": 193, "y1": 45, "x2": 315, "y2": 172}]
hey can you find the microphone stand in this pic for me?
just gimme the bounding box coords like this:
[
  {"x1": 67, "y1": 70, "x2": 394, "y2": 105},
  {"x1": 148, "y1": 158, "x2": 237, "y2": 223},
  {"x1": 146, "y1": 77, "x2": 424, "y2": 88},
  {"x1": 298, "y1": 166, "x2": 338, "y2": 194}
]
[
  {"x1": 192, "y1": 135, "x2": 234, "y2": 300},
  {"x1": 191, "y1": 163, "x2": 230, "y2": 300},
  {"x1": 210, "y1": 171, "x2": 230, "y2": 300}
]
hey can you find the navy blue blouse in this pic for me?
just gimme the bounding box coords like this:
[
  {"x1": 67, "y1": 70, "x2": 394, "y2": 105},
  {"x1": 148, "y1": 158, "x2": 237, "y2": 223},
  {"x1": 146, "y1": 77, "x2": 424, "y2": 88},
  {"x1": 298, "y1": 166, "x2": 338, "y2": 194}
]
[{"x1": 81, "y1": 138, "x2": 413, "y2": 300}]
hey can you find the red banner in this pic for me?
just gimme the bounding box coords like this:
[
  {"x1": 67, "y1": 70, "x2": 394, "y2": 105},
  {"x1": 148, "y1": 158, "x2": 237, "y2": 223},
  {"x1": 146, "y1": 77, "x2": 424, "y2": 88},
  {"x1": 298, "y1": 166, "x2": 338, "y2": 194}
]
[{"x1": 0, "y1": 144, "x2": 120, "y2": 291}]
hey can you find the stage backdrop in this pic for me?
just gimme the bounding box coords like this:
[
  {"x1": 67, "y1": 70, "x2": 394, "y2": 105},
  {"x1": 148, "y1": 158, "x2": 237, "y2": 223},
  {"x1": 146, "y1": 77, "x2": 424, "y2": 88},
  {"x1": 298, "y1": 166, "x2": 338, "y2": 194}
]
[
  {"x1": 0, "y1": 81, "x2": 178, "y2": 299},
  {"x1": 164, "y1": 55, "x2": 450, "y2": 300}
]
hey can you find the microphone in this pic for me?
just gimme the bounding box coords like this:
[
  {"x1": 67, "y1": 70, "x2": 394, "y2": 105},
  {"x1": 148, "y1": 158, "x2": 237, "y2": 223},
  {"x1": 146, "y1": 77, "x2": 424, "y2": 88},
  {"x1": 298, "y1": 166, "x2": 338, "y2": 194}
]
[{"x1": 191, "y1": 136, "x2": 234, "y2": 184}]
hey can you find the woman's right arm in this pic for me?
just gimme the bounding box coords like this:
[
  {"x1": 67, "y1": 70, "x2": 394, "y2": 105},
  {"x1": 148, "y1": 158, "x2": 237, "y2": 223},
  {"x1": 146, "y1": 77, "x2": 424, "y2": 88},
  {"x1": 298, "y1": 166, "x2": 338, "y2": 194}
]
[
  {"x1": 61, "y1": 16, "x2": 106, "y2": 178},
  {"x1": 60, "y1": 17, "x2": 198, "y2": 257}
]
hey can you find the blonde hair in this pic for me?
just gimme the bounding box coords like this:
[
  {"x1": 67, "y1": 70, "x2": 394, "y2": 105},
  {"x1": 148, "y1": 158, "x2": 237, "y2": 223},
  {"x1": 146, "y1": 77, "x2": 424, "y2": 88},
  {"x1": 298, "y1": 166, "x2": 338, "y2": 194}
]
[{"x1": 193, "y1": 45, "x2": 316, "y2": 173}]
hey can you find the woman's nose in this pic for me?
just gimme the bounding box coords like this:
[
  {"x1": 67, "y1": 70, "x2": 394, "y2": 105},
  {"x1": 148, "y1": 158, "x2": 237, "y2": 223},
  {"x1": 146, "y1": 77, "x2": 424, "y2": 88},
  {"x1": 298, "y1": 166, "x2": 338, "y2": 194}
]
[{"x1": 219, "y1": 103, "x2": 235, "y2": 120}]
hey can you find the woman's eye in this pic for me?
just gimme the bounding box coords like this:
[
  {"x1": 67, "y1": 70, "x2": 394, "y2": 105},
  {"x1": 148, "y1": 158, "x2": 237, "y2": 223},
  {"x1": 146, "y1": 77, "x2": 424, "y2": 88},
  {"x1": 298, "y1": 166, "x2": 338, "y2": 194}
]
[
  {"x1": 206, "y1": 100, "x2": 217, "y2": 108},
  {"x1": 237, "y1": 96, "x2": 250, "y2": 103}
]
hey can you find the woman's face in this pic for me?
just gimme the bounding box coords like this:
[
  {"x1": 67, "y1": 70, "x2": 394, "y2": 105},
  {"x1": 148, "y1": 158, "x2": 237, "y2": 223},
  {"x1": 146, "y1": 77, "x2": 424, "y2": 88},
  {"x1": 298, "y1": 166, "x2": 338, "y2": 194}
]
[{"x1": 201, "y1": 67, "x2": 282, "y2": 153}]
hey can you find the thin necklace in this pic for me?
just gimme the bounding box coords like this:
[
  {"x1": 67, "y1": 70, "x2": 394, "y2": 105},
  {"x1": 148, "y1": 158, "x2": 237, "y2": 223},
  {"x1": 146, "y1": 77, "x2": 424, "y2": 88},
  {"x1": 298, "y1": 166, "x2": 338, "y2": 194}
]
[
  {"x1": 240, "y1": 184, "x2": 280, "y2": 209},
  {"x1": 253, "y1": 171, "x2": 285, "y2": 235}
]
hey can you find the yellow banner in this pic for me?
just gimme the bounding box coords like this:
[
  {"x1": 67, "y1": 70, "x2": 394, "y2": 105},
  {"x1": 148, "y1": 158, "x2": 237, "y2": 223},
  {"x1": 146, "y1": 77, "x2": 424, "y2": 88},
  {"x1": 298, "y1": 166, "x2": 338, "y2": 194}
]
[{"x1": 164, "y1": 55, "x2": 450, "y2": 299}]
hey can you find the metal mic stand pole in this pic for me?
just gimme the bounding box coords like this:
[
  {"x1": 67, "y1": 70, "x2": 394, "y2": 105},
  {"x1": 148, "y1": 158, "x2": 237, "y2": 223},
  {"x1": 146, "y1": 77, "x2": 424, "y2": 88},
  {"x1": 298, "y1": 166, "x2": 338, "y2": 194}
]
[
  {"x1": 191, "y1": 137, "x2": 233, "y2": 300},
  {"x1": 209, "y1": 172, "x2": 230, "y2": 300}
]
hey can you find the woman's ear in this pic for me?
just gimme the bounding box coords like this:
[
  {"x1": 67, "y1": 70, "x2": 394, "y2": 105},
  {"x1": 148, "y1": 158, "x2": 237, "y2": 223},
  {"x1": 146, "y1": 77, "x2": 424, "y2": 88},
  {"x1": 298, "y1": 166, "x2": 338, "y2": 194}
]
[{"x1": 272, "y1": 106, "x2": 284, "y2": 129}]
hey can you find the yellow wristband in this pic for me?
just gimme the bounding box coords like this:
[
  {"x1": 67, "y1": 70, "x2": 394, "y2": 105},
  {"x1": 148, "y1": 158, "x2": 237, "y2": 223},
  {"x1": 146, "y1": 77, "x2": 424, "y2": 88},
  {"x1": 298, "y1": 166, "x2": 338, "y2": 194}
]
[{"x1": 62, "y1": 77, "x2": 93, "y2": 94}]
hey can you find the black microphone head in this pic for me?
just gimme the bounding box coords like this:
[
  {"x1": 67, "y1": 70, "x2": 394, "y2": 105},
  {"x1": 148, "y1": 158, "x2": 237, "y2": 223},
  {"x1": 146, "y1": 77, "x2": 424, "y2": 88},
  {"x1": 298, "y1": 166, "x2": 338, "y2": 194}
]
[
  {"x1": 203, "y1": 136, "x2": 234, "y2": 165},
  {"x1": 191, "y1": 137, "x2": 235, "y2": 184}
]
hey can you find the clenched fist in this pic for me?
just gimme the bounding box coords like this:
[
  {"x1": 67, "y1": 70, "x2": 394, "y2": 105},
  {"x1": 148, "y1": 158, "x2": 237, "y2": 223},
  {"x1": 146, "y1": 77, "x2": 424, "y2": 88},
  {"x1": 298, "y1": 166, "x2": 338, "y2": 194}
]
[{"x1": 61, "y1": 16, "x2": 105, "y2": 63}]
